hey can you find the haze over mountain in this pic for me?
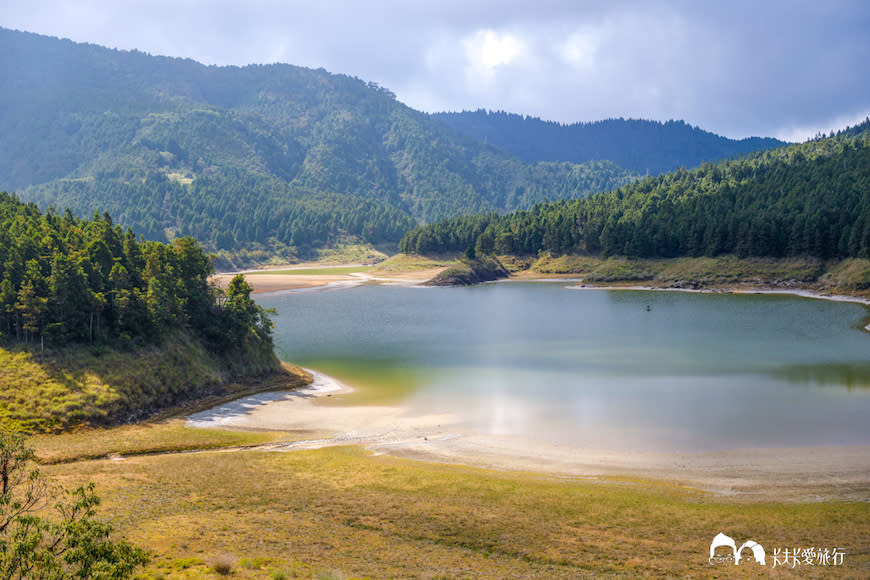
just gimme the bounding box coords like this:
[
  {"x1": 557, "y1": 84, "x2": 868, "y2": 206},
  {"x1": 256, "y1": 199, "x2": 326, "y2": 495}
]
[
  {"x1": 1, "y1": 28, "x2": 642, "y2": 264},
  {"x1": 433, "y1": 110, "x2": 788, "y2": 176},
  {"x1": 3, "y1": 27, "x2": 789, "y2": 265}
]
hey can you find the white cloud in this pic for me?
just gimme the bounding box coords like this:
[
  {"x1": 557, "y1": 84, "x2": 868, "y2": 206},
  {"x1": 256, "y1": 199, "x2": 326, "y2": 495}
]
[
  {"x1": 476, "y1": 29, "x2": 524, "y2": 69},
  {"x1": 463, "y1": 29, "x2": 527, "y2": 87},
  {"x1": 559, "y1": 31, "x2": 599, "y2": 69},
  {"x1": 774, "y1": 110, "x2": 870, "y2": 143}
]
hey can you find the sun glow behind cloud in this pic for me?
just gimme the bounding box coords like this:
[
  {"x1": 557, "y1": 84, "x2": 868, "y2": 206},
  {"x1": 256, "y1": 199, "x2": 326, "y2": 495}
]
[{"x1": 464, "y1": 29, "x2": 526, "y2": 84}]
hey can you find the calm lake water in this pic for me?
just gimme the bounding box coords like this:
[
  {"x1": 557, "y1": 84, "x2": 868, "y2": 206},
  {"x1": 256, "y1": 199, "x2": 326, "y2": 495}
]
[{"x1": 258, "y1": 283, "x2": 870, "y2": 452}]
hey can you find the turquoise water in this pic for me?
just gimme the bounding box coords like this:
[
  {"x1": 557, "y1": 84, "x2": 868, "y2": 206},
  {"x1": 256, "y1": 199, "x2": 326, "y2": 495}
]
[{"x1": 259, "y1": 283, "x2": 870, "y2": 452}]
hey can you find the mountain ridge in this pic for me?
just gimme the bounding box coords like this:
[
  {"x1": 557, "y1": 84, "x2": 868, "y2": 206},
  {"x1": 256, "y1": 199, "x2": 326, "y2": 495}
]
[{"x1": 433, "y1": 110, "x2": 788, "y2": 176}]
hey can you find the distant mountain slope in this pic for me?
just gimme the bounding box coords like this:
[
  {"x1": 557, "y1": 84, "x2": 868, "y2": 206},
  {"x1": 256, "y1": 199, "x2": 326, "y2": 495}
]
[
  {"x1": 0, "y1": 28, "x2": 636, "y2": 264},
  {"x1": 432, "y1": 110, "x2": 788, "y2": 176},
  {"x1": 401, "y1": 121, "x2": 870, "y2": 261}
]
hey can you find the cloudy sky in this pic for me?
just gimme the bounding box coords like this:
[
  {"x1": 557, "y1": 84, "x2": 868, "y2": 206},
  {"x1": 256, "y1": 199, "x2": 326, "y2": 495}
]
[{"x1": 4, "y1": 0, "x2": 870, "y2": 141}]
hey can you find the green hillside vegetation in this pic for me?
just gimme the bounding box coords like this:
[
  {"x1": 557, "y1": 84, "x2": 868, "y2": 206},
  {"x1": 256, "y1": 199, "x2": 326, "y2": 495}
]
[
  {"x1": 434, "y1": 109, "x2": 787, "y2": 175},
  {"x1": 0, "y1": 192, "x2": 294, "y2": 431},
  {"x1": 424, "y1": 252, "x2": 509, "y2": 286},
  {"x1": 2, "y1": 28, "x2": 637, "y2": 267},
  {"x1": 401, "y1": 121, "x2": 870, "y2": 270}
]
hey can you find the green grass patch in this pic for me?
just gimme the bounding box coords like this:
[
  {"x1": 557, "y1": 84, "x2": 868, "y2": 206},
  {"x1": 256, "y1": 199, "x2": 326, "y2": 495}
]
[
  {"x1": 649, "y1": 256, "x2": 826, "y2": 285},
  {"x1": 582, "y1": 257, "x2": 662, "y2": 282},
  {"x1": 819, "y1": 258, "x2": 870, "y2": 292},
  {"x1": 47, "y1": 443, "x2": 870, "y2": 579},
  {"x1": 519, "y1": 254, "x2": 870, "y2": 296},
  {"x1": 313, "y1": 243, "x2": 388, "y2": 265},
  {"x1": 370, "y1": 253, "x2": 458, "y2": 274},
  {"x1": 0, "y1": 334, "x2": 308, "y2": 433},
  {"x1": 529, "y1": 253, "x2": 602, "y2": 274}
]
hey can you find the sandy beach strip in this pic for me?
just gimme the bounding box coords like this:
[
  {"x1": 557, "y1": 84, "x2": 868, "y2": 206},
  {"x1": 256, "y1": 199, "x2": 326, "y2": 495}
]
[
  {"x1": 187, "y1": 370, "x2": 870, "y2": 501},
  {"x1": 211, "y1": 264, "x2": 448, "y2": 294}
]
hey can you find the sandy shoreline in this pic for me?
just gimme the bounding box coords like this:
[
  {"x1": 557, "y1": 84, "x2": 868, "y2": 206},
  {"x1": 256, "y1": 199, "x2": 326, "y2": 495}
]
[
  {"x1": 565, "y1": 281, "x2": 870, "y2": 305},
  {"x1": 214, "y1": 262, "x2": 870, "y2": 309},
  {"x1": 188, "y1": 371, "x2": 870, "y2": 502},
  {"x1": 211, "y1": 264, "x2": 446, "y2": 294}
]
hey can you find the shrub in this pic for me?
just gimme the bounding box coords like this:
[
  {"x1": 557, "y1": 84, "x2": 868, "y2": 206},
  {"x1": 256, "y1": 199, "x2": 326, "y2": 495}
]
[{"x1": 211, "y1": 553, "x2": 237, "y2": 576}]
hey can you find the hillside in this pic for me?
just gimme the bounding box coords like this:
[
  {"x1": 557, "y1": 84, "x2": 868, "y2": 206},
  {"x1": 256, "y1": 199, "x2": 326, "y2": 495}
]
[
  {"x1": 0, "y1": 192, "x2": 302, "y2": 431},
  {"x1": 1, "y1": 28, "x2": 637, "y2": 266},
  {"x1": 401, "y1": 121, "x2": 870, "y2": 265},
  {"x1": 433, "y1": 110, "x2": 787, "y2": 176}
]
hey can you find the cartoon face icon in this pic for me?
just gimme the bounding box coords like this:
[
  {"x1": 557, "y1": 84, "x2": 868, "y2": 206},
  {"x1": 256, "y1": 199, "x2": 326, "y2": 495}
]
[
  {"x1": 709, "y1": 532, "x2": 738, "y2": 564},
  {"x1": 737, "y1": 540, "x2": 766, "y2": 565},
  {"x1": 709, "y1": 533, "x2": 765, "y2": 566}
]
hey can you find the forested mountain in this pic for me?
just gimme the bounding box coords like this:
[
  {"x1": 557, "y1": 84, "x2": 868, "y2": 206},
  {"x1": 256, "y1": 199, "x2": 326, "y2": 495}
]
[
  {"x1": 1, "y1": 28, "x2": 636, "y2": 264},
  {"x1": 401, "y1": 121, "x2": 870, "y2": 260},
  {"x1": 433, "y1": 110, "x2": 787, "y2": 176}
]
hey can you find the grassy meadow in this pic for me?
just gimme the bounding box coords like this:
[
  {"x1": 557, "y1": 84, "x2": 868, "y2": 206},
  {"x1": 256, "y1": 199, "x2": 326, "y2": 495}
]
[{"x1": 35, "y1": 427, "x2": 870, "y2": 579}]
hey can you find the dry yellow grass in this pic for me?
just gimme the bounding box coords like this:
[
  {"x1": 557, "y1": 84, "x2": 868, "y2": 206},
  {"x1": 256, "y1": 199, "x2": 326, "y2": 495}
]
[
  {"x1": 31, "y1": 420, "x2": 299, "y2": 464},
  {"x1": 39, "y1": 438, "x2": 870, "y2": 579}
]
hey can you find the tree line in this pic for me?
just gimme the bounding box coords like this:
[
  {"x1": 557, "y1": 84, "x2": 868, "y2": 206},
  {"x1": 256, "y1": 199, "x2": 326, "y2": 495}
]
[
  {"x1": 400, "y1": 121, "x2": 870, "y2": 260},
  {"x1": 0, "y1": 192, "x2": 271, "y2": 353}
]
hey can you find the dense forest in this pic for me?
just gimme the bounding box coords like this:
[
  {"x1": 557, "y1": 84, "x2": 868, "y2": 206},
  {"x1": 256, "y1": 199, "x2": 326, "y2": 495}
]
[
  {"x1": 433, "y1": 110, "x2": 787, "y2": 176},
  {"x1": 400, "y1": 121, "x2": 870, "y2": 260},
  {"x1": 2, "y1": 28, "x2": 638, "y2": 264},
  {"x1": 0, "y1": 191, "x2": 272, "y2": 355}
]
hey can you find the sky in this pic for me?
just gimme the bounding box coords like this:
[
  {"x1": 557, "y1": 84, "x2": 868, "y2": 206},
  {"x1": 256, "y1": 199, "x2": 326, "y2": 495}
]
[{"x1": 4, "y1": 0, "x2": 870, "y2": 141}]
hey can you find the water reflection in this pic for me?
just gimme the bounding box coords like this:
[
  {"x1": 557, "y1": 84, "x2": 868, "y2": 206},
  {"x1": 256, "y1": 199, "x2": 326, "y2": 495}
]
[
  {"x1": 259, "y1": 284, "x2": 870, "y2": 451},
  {"x1": 772, "y1": 363, "x2": 870, "y2": 390}
]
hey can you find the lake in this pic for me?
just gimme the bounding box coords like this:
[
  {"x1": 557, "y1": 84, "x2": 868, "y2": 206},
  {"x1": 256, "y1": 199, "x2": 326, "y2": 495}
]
[{"x1": 258, "y1": 283, "x2": 870, "y2": 452}]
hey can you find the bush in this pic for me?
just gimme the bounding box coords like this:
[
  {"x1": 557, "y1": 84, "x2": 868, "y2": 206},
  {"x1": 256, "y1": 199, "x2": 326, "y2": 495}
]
[{"x1": 211, "y1": 553, "x2": 237, "y2": 575}]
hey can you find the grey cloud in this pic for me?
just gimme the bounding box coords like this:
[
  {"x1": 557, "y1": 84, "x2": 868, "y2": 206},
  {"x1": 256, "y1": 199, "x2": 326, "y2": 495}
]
[{"x1": 3, "y1": 0, "x2": 869, "y2": 139}]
